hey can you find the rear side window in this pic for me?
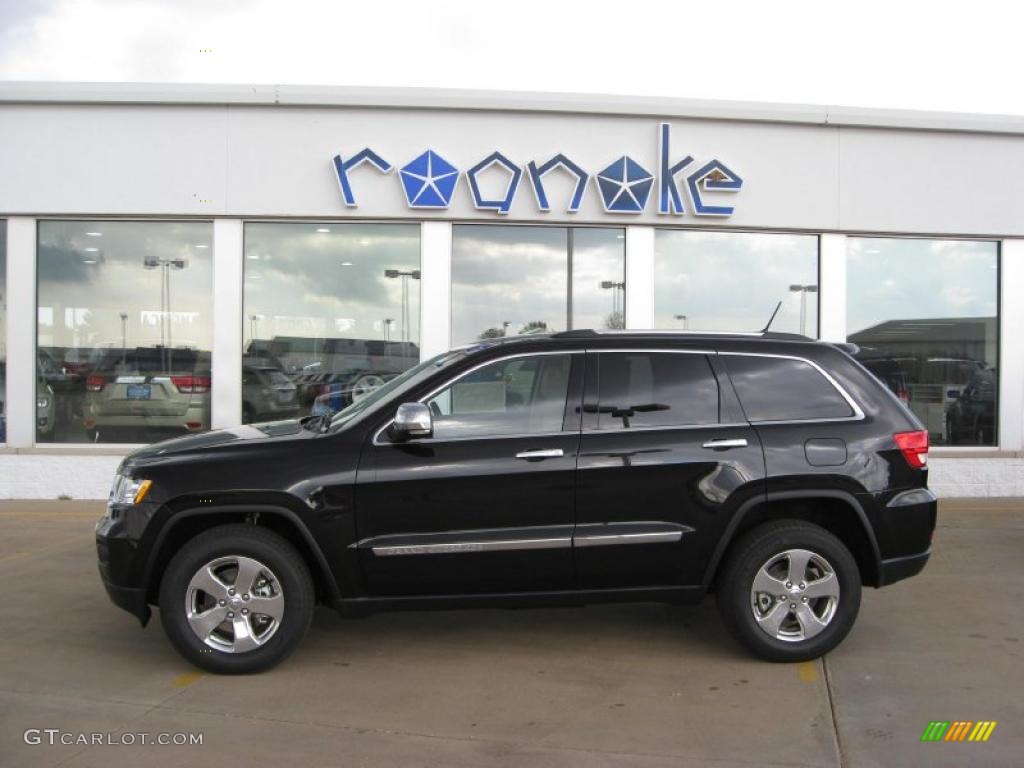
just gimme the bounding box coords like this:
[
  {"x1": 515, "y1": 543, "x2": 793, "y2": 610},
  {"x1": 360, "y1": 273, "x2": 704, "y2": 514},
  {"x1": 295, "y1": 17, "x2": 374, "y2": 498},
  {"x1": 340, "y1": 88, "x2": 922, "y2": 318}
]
[
  {"x1": 597, "y1": 352, "x2": 719, "y2": 429},
  {"x1": 726, "y1": 355, "x2": 854, "y2": 422}
]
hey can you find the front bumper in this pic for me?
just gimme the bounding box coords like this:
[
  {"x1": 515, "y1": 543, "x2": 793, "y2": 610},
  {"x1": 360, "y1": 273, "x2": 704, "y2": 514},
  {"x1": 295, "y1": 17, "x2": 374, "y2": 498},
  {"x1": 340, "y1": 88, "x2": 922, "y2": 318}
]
[
  {"x1": 98, "y1": 567, "x2": 151, "y2": 625},
  {"x1": 96, "y1": 509, "x2": 152, "y2": 626}
]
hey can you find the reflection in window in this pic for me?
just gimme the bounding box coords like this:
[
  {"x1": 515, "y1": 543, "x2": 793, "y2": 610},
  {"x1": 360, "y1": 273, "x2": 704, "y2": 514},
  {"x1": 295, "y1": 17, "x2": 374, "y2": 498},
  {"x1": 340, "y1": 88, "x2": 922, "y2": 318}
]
[
  {"x1": 242, "y1": 222, "x2": 420, "y2": 423},
  {"x1": 847, "y1": 237, "x2": 999, "y2": 447},
  {"x1": 37, "y1": 221, "x2": 213, "y2": 443},
  {"x1": 597, "y1": 353, "x2": 719, "y2": 429},
  {"x1": 451, "y1": 225, "x2": 624, "y2": 346},
  {"x1": 0, "y1": 221, "x2": 6, "y2": 442},
  {"x1": 654, "y1": 231, "x2": 820, "y2": 336},
  {"x1": 725, "y1": 356, "x2": 853, "y2": 422},
  {"x1": 427, "y1": 354, "x2": 571, "y2": 439}
]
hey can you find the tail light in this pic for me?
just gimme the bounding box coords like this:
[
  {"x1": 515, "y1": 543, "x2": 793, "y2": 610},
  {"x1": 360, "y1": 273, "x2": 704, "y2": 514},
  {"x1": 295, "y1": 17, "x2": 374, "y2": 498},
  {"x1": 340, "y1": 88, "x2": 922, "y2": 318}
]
[
  {"x1": 171, "y1": 375, "x2": 211, "y2": 394},
  {"x1": 86, "y1": 374, "x2": 106, "y2": 392},
  {"x1": 894, "y1": 430, "x2": 928, "y2": 469}
]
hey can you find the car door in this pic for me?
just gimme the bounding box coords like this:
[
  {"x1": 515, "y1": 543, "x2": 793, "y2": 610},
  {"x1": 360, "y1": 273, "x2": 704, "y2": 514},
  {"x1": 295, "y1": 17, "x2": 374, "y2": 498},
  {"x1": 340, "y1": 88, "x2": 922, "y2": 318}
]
[
  {"x1": 355, "y1": 351, "x2": 584, "y2": 596},
  {"x1": 574, "y1": 349, "x2": 765, "y2": 590}
]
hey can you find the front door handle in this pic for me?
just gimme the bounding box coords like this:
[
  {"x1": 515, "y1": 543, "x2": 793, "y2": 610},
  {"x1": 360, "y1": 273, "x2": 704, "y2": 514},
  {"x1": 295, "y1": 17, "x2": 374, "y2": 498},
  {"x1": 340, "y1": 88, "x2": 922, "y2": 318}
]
[
  {"x1": 515, "y1": 448, "x2": 565, "y2": 460},
  {"x1": 702, "y1": 438, "x2": 748, "y2": 450}
]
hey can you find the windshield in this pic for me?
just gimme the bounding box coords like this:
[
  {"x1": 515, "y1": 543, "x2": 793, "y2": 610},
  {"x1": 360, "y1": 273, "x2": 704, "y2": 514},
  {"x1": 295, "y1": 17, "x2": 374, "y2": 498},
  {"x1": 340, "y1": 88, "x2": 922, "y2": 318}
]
[{"x1": 328, "y1": 348, "x2": 473, "y2": 430}]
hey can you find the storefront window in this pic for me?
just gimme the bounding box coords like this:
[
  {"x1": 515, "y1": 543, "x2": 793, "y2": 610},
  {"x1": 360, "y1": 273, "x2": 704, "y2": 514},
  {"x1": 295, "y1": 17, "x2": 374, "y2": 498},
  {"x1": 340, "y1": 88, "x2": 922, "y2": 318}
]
[
  {"x1": 242, "y1": 222, "x2": 420, "y2": 423},
  {"x1": 451, "y1": 225, "x2": 624, "y2": 346},
  {"x1": 0, "y1": 221, "x2": 6, "y2": 442},
  {"x1": 37, "y1": 221, "x2": 213, "y2": 443},
  {"x1": 654, "y1": 231, "x2": 820, "y2": 336},
  {"x1": 847, "y1": 237, "x2": 999, "y2": 447}
]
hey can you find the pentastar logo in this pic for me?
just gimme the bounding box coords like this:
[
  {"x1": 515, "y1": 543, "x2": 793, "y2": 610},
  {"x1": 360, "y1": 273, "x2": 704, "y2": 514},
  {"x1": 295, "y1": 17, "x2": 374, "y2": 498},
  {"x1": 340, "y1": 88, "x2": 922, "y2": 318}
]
[{"x1": 331, "y1": 123, "x2": 742, "y2": 217}]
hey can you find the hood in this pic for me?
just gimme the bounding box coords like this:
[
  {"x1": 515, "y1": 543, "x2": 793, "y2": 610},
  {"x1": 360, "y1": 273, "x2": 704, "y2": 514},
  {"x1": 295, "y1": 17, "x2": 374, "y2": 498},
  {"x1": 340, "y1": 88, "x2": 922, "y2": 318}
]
[{"x1": 123, "y1": 419, "x2": 307, "y2": 465}]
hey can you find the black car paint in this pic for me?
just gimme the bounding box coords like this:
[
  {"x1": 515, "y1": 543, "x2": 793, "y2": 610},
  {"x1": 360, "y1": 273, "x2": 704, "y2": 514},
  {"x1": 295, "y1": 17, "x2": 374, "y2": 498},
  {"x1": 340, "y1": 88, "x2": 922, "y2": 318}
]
[{"x1": 96, "y1": 333, "x2": 936, "y2": 626}]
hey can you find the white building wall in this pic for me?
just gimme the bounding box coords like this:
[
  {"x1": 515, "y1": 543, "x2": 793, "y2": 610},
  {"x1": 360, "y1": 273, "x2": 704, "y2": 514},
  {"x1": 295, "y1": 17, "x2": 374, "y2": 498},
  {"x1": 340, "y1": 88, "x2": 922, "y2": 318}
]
[{"x1": 1, "y1": 86, "x2": 1023, "y2": 498}]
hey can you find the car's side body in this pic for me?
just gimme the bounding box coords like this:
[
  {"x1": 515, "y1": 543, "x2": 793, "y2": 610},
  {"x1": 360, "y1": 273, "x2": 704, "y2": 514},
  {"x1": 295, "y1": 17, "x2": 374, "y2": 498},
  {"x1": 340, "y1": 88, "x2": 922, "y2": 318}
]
[{"x1": 97, "y1": 332, "x2": 936, "y2": 636}]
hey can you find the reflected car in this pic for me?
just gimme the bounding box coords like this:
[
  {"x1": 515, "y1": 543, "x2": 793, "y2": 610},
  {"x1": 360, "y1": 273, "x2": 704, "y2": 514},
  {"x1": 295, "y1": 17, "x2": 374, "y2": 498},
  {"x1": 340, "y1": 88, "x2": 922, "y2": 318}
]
[
  {"x1": 242, "y1": 364, "x2": 300, "y2": 423},
  {"x1": 309, "y1": 371, "x2": 393, "y2": 417},
  {"x1": 946, "y1": 368, "x2": 996, "y2": 445},
  {"x1": 0, "y1": 365, "x2": 57, "y2": 440},
  {"x1": 857, "y1": 357, "x2": 911, "y2": 404},
  {"x1": 84, "y1": 347, "x2": 210, "y2": 441}
]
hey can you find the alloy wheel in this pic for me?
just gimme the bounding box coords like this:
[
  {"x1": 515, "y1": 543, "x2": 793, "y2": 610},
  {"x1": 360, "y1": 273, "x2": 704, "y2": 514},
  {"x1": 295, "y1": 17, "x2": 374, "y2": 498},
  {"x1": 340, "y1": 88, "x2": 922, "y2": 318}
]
[{"x1": 749, "y1": 548, "x2": 840, "y2": 642}]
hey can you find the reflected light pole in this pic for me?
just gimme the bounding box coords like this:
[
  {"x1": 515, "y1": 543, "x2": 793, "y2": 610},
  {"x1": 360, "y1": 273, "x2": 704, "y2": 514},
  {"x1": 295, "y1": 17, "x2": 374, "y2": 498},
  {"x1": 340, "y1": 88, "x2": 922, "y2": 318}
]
[
  {"x1": 384, "y1": 269, "x2": 421, "y2": 343},
  {"x1": 674, "y1": 314, "x2": 689, "y2": 330},
  {"x1": 383, "y1": 318, "x2": 394, "y2": 341},
  {"x1": 789, "y1": 284, "x2": 819, "y2": 336},
  {"x1": 600, "y1": 280, "x2": 625, "y2": 327},
  {"x1": 119, "y1": 312, "x2": 128, "y2": 366},
  {"x1": 143, "y1": 256, "x2": 186, "y2": 370},
  {"x1": 250, "y1": 314, "x2": 261, "y2": 345}
]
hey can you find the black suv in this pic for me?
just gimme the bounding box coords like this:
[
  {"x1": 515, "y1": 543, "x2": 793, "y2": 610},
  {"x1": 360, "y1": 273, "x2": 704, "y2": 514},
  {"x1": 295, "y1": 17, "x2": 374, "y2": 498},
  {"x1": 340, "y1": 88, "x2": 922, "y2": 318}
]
[{"x1": 96, "y1": 331, "x2": 936, "y2": 673}]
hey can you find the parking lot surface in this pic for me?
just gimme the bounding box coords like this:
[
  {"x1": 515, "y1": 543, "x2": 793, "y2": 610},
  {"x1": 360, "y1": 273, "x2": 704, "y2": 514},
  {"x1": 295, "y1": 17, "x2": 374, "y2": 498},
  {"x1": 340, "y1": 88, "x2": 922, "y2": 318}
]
[{"x1": 0, "y1": 498, "x2": 1020, "y2": 767}]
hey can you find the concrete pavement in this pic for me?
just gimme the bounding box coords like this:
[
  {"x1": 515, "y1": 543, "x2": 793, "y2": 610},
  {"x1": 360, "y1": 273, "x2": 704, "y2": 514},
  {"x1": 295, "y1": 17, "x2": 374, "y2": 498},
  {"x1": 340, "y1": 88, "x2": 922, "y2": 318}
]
[{"x1": 0, "y1": 499, "x2": 1020, "y2": 767}]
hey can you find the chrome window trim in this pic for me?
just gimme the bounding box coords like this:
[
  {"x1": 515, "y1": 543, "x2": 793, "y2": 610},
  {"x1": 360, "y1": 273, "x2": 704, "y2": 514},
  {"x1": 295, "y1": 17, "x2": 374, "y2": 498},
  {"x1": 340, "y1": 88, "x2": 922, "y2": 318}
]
[
  {"x1": 719, "y1": 351, "x2": 866, "y2": 424},
  {"x1": 581, "y1": 421, "x2": 748, "y2": 434},
  {"x1": 372, "y1": 349, "x2": 584, "y2": 446}
]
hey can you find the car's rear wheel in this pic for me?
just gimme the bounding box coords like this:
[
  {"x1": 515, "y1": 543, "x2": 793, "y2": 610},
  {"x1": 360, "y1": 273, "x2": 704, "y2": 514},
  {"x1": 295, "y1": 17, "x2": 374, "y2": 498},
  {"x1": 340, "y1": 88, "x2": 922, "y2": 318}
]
[
  {"x1": 159, "y1": 524, "x2": 314, "y2": 674},
  {"x1": 716, "y1": 520, "x2": 861, "y2": 662}
]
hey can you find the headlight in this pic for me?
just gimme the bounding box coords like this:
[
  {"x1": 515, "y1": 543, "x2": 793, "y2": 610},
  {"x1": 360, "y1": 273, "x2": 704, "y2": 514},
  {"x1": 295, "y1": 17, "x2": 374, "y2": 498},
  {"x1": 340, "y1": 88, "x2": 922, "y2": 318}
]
[{"x1": 109, "y1": 474, "x2": 153, "y2": 506}]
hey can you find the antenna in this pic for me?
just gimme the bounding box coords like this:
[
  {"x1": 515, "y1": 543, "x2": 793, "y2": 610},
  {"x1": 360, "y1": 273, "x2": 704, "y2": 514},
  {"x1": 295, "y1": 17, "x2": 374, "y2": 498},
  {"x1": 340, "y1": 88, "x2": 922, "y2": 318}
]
[{"x1": 760, "y1": 301, "x2": 783, "y2": 333}]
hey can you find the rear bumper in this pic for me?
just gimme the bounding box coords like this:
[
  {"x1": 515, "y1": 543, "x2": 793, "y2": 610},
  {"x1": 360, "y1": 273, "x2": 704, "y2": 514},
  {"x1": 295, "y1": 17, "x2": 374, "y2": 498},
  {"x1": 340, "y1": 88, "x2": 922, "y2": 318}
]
[{"x1": 878, "y1": 548, "x2": 931, "y2": 586}]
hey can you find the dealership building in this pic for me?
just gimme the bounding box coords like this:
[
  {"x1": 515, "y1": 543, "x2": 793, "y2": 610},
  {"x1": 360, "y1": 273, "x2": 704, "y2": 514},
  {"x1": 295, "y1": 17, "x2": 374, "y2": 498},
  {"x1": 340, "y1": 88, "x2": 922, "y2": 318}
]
[{"x1": 0, "y1": 82, "x2": 1022, "y2": 498}]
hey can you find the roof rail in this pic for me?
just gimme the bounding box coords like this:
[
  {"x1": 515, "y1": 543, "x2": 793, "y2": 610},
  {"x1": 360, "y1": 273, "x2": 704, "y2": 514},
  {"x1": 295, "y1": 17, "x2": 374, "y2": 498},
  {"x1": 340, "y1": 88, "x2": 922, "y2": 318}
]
[{"x1": 550, "y1": 328, "x2": 813, "y2": 341}]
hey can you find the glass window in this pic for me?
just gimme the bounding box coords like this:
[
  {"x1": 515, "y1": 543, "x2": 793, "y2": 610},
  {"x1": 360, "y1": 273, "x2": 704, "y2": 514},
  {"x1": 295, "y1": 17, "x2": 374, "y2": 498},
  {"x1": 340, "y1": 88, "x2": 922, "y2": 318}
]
[
  {"x1": 37, "y1": 221, "x2": 213, "y2": 444},
  {"x1": 0, "y1": 220, "x2": 6, "y2": 442},
  {"x1": 597, "y1": 352, "x2": 719, "y2": 429},
  {"x1": 451, "y1": 225, "x2": 624, "y2": 346},
  {"x1": 726, "y1": 356, "x2": 854, "y2": 422},
  {"x1": 847, "y1": 237, "x2": 999, "y2": 446},
  {"x1": 427, "y1": 354, "x2": 572, "y2": 440},
  {"x1": 243, "y1": 222, "x2": 420, "y2": 423},
  {"x1": 654, "y1": 231, "x2": 819, "y2": 336}
]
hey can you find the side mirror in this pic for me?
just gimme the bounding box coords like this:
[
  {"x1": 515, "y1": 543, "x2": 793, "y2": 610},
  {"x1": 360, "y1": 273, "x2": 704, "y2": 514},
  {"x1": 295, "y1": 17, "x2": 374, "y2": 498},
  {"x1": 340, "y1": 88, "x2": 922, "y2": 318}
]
[{"x1": 389, "y1": 402, "x2": 432, "y2": 441}]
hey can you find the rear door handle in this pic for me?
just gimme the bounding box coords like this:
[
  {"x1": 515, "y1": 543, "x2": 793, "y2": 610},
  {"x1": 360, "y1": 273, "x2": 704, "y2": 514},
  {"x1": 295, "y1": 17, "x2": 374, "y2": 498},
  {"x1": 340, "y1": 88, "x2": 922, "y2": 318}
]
[
  {"x1": 515, "y1": 448, "x2": 565, "y2": 460},
  {"x1": 702, "y1": 438, "x2": 748, "y2": 450}
]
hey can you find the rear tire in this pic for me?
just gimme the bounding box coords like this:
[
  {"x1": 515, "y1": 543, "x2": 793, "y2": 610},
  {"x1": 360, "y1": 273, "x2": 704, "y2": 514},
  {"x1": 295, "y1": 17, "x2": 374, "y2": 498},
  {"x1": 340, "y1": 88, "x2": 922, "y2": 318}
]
[
  {"x1": 716, "y1": 520, "x2": 861, "y2": 662},
  {"x1": 159, "y1": 524, "x2": 314, "y2": 674}
]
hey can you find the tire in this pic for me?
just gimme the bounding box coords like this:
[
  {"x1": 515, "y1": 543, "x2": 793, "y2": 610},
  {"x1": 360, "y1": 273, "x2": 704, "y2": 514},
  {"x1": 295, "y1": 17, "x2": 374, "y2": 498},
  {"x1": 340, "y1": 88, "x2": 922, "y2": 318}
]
[
  {"x1": 716, "y1": 520, "x2": 861, "y2": 662},
  {"x1": 159, "y1": 524, "x2": 314, "y2": 674}
]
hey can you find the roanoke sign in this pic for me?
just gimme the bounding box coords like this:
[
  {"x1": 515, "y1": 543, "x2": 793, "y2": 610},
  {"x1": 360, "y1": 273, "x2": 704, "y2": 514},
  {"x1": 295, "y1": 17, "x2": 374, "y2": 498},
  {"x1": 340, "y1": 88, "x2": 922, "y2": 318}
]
[{"x1": 332, "y1": 123, "x2": 742, "y2": 217}]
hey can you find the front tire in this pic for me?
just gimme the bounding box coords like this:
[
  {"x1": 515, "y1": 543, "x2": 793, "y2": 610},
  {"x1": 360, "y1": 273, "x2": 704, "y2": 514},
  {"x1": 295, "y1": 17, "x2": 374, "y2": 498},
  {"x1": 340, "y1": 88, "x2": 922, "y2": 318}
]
[
  {"x1": 716, "y1": 520, "x2": 861, "y2": 662},
  {"x1": 159, "y1": 524, "x2": 314, "y2": 674}
]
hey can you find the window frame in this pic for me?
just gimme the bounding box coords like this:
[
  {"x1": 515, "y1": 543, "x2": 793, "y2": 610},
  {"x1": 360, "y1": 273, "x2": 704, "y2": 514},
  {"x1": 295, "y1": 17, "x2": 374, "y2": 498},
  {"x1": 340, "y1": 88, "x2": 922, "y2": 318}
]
[{"x1": 721, "y1": 351, "x2": 865, "y2": 425}]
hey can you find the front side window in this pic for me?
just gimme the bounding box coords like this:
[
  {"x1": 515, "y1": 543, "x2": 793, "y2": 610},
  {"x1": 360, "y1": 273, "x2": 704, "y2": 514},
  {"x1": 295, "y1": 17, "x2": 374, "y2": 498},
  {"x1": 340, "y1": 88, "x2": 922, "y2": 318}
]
[
  {"x1": 427, "y1": 354, "x2": 572, "y2": 440},
  {"x1": 243, "y1": 222, "x2": 421, "y2": 423},
  {"x1": 654, "y1": 231, "x2": 819, "y2": 336},
  {"x1": 847, "y1": 237, "x2": 999, "y2": 446},
  {"x1": 725, "y1": 355, "x2": 854, "y2": 422},
  {"x1": 37, "y1": 220, "x2": 213, "y2": 443},
  {"x1": 596, "y1": 352, "x2": 719, "y2": 429}
]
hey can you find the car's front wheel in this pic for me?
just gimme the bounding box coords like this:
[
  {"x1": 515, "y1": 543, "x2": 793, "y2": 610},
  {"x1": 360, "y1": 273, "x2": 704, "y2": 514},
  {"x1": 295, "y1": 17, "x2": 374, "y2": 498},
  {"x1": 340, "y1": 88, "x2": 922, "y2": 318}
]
[
  {"x1": 159, "y1": 524, "x2": 314, "y2": 674},
  {"x1": 716, "y1": 520, "x2": 861, "y2": 662}
]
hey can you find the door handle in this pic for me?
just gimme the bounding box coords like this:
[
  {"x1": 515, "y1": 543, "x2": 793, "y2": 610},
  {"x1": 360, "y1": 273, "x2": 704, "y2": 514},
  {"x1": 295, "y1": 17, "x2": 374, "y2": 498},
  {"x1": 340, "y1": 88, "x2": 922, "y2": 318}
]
[
  {"x1": 515, "y1": 448, "x2": 565, "y2": 460},
  {"x1": 701, "y1": 438, "x2": 748, "y2": 450}
]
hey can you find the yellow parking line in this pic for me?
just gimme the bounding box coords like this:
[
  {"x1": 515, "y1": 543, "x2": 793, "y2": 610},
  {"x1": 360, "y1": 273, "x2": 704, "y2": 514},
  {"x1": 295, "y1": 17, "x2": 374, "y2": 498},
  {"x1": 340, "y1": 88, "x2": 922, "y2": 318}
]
[
  {"x1": 798, "y1": 661, "x2": 819, "y2": 682},
  {"x1": 172, "y1": 671, "x2": 205, "y2": 689}
]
